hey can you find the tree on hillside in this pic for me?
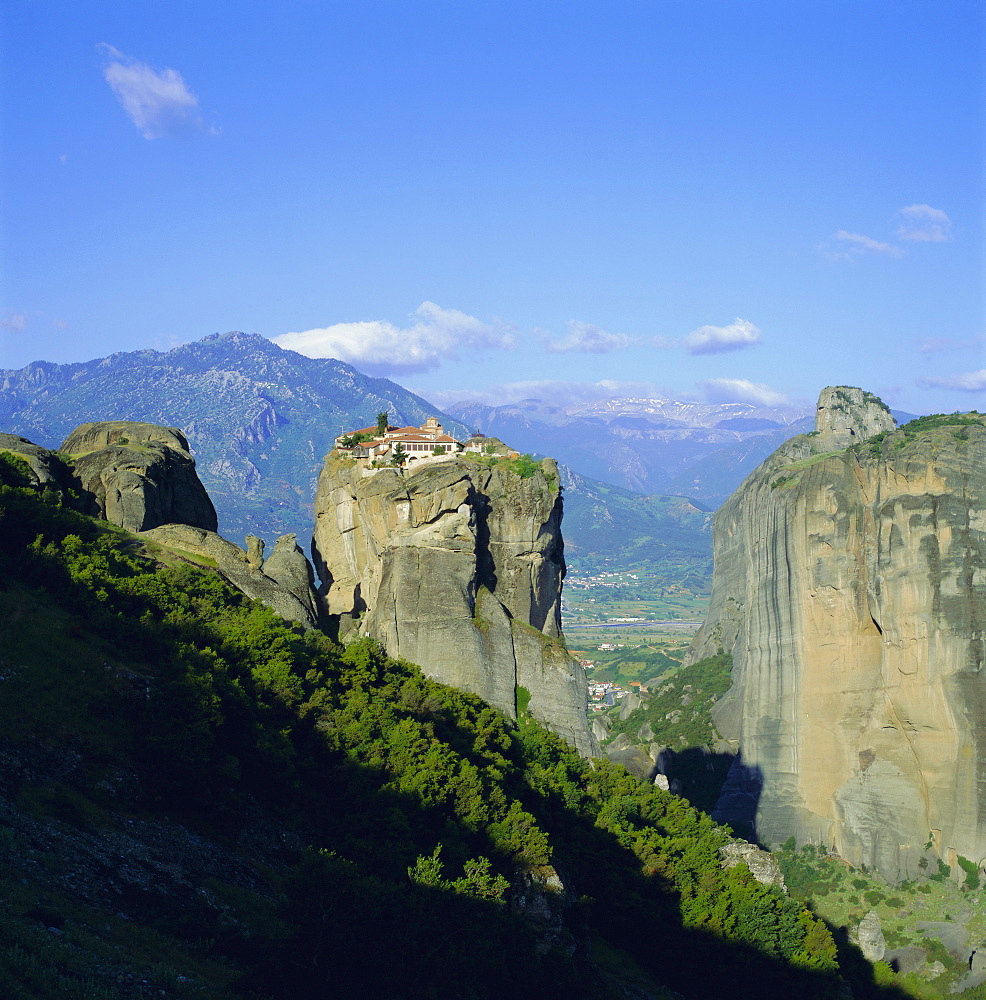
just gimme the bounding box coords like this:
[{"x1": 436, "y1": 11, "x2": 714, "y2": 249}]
[
  {"x1": 376, "y1": 411, "x2": 390, "y2": 436},
  {"x1": 391, "y1": 442, "x2": 408, "y2": 467}
]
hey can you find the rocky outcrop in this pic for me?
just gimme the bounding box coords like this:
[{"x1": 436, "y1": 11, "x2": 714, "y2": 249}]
[
  {"x1": 0, "y1": 432, "x2": 67, "y2": 487},
  {"x1": 510, "y1": 865, "x2": 575, "y2": 957},
  {"x1": 719, "y1": 840, "x2": 787, "y2": 890},
  {"x1": 312, "y1": 454, "x2": 597, "y2": 755},
  {"x1": 690, "y1": 388, "x2": 986, "y2": 882},
  {"x1": 853, "y1": 911, "x2": 887, "y2": 963},
  {"x1": 139, "y1": 525, "x2": 320, "y2": 629},
  {"x1": 4, "y1": 421, "x2": 319, "y2": 629},
  {"x1": 61, "y1": 422, "x2": 217, "y2": 533},
  {"x1": 814, "y1": 386, "x2": 896, "y2": 451},
  {"x1": 261, "y1": 533, "x2": 321, "y2": 621}
]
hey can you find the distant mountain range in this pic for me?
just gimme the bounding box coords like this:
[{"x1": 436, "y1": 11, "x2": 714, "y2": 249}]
[
  {"x1": 0, "y1": 333, "x2": 470, "y2": 544},
  {"x1": 446, "y1": 397, "x2": 814, "y2": 505},
  {"x1": 4, "y1": 334, "x2": 913, "y2": 596}
]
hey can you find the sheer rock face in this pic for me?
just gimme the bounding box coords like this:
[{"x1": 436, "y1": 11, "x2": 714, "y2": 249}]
[
  {"x1": 312, "y1": 455, "x2": 597, "y2": 756},
  {"x1": 61, "y1": 422, "x2": 218, "y2": 533},
  {"x1": 690, "y1": 388, "x2": 986, "y2": 882}
]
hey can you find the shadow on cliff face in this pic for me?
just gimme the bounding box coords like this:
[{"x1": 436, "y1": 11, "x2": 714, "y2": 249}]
[
  {"x1": 472, "y1": 491, "x2": 498, "y2": 591},
  {"x1": 710, "y1": 749, "x2": 763, "y2": 841},
  {"x1": 657, "y1": 747, "x2": 762, "y2": 840}
]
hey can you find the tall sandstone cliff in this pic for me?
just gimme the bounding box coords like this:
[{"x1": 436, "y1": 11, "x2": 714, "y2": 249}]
[
  {"x1": 312, "y1": 454, "x2": 598, "y2": 756},
  {"x1": 690, "y1": 387, "x2": 986, "y2": 882}
]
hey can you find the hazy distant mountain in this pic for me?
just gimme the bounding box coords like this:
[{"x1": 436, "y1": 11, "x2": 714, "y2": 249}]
[
  {"x1": 0, "y1": 335, "x2": 720, "y2": 587},
  {"x1": 8, "y1": 337, "x2": 904, "y2": 593},
  {"x1": 447, "y1": 397, "x2": 813, "y2": 504},
  {"x1": 560, "y1": 465, "x2": 712, "y2": 588},
  {"x1": 0, "y1": 332, "x2": 470, "y2": 544}
]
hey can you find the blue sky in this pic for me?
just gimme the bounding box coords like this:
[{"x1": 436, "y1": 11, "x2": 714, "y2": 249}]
[{"x1": 2, "y1": 0, "x2": 982, "y2": 415}]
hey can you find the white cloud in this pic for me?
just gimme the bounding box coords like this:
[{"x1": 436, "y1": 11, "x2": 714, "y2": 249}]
[
  {"x1": 274, "y1": 302, "x2": 514, "y2": 375},
  {"x1": 700, "y1": 378, "x2": 790, "y2": 407},
  {"x1": 683, "y1": 318, "x2": 761, "y2": 355},
  {"x1": 896, "y1": 204, "x2": 953, "y2": 242},
  {"x1": 917, "y1": 370, "x2": 986, "y2": 392},
  {"x1": 0, "y1": 313, "x2": 27, "y2": 332},
  {"x1": 99, "y1": 43, "x2": 210, "y2": 139},
  {"x1": 544, "y1": 321, "x2": 631, "y2": 354},
  {"x1": 831, "y1": 230, "x2": 904, "y2": 258}
]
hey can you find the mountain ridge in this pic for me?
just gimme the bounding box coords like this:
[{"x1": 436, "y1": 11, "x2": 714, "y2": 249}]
[
  {"x1": 0, "y1": 336, "x2": 716, "y2": 590},
  {"x1": 0, "y1": 333, "x2": 471, "y2": 544}
]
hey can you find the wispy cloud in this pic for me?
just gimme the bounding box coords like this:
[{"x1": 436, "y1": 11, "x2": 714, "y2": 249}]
[
  {"x1": 917, "y1": 369, "x2": 986, "y2": 392},
  {"x1": 99, "y1": 44, "x2": 213, "y2": 139},
  {"x1": 919, "y1": 336, "x2": 983, "y2": 354},
  {"x1": 897, "y1": 204, "x2": 952, "y2": 242},
  {"x1": 831, "y1": 230, "x2": 904, "y2": 259},
  {"x1": 683, "y1": 318, "x2": 761, "y2": 355},
  {"x1": 699, "y1": 378, "x2": 790, "y2": 406},
  {"x1": 0, "y1": 313, "x2": 27, "y2": 332},
  {"x1": 824, "y1": 204, "x2": 953, "y2": 261},
  {"x1": 274, "y1": 302, "x2": 514, "y2": 375},
  {"x1": 544, "y1": 321, "x2": 631, "y2": 354}
]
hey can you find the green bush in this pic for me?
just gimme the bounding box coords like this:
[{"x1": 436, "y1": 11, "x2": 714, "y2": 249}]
[{"x1": 957, "y1": 855, "x2": 981, "y2": 890}]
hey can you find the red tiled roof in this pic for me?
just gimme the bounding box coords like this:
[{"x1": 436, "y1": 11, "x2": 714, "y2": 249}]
[{"x1": 336, "y1": 420, "x2": 461, "y2": 450}]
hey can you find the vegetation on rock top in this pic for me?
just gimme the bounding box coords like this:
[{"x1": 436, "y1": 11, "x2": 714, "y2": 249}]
[{"x1": 854, "y1": 412, "x2": 985, "y2": 459}]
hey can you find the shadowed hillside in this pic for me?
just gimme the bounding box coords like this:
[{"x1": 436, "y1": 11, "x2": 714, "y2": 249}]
[{"x1": 0, "y1": 449, "x2": 899, "y2": 1000}]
